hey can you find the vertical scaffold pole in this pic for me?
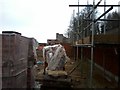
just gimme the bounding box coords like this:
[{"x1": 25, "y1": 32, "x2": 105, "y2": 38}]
[
  {"x1": 104, "y1": 0, "x2": 106, "y2": 34},
  {"x1": 77, "y1": 0, "x2": 79, "y2": 61},
  {"x1": 90, "y1": 0, "x2": 95, "y2": 88},
  {"x1": 80, "y1": 1, "x2": 83, "y2": 77}
]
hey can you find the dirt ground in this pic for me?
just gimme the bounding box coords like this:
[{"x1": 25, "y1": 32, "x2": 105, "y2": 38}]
[
  {"x1": 35, "y1": 50, "x2": 118, "y2": 88},
  {"x1": 65, "y1": 59, "x2": 118, "y2": 88}
]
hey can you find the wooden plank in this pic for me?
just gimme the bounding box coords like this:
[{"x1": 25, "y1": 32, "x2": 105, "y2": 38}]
[
  {"x1": 94, "y1": 34, "x2": 120, "y2": 44},
  {"x1": 77, "y1": 34, "x2": 120, "y2": 44},
  {"x1": 78, "y1": 39, "x2": 82, "y2": 44},
  {"x1": 47, "y1": 70, "x2": 68, "y2": 76},
  {"x1": 83, "y1": 36, "x2": 91, "y2": 44}
]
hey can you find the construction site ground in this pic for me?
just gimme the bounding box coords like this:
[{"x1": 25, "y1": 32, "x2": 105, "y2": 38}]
[
  {"x1": 35, "y1": 49, "x2": 118, "y2": 89},
  {"x1": 35, "y1": 58, "x2": 118, "y2": 89}
]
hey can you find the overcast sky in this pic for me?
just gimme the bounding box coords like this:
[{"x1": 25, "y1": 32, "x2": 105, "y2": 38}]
[{"x1": 0, "y1": 0, "x2": 119, "y2": 43}]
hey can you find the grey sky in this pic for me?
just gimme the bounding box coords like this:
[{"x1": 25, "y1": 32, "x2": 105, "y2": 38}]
[{"x1": 0, "y1": 0, "x2": 119, "y2": 43}]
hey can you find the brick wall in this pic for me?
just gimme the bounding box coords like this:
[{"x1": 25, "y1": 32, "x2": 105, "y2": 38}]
[
  {"x1": 83, "y1": 46, "x2": 119, "y2": 76},
  {"x1": 61, "y1": 43, "x2": 74, "y2": 58},
  {"x1": 70, "y1": 45, "x2": 119, "y2": 76}
]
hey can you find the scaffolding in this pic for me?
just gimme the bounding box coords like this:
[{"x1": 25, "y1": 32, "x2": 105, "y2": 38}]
[{"x1": 69, "y1": 0, "x2": 120, "y2": 88}]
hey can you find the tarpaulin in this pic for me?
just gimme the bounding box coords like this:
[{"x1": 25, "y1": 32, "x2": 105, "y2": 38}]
[{"x1": 43, "y1": 44, "x2": 70, "y2": 71}]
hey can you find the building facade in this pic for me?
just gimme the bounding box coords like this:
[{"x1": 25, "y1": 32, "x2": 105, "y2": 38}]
[{"x1": 56, "y1": 33, "x2": 71, "y2": 44}]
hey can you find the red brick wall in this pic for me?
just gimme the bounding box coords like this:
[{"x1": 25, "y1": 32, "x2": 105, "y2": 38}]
[
  {"x1": 61, "y1": 43, "x2": 74, "y2": 58},
  {"x1": 83, "y1": 47, "x2": 119, "y2": 76},
  {"x1": 94, "y1": 47, "x2": 119, "y2": 75},
  {"x1": 63, "y1": 44, "x2": 119, "y2": 76}
]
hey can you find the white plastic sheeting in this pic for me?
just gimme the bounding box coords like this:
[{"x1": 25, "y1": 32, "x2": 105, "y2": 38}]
[{"x1": 43, "y1": 44, "x2": 70, "y2": 71}]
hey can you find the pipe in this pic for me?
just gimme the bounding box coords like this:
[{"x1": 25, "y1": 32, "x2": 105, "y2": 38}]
[
  {"x1": 76, "y1": 0, "x2": 79, "y2": 61},
  {"x1": 89, "y1": 0, "x2": 95, "y2": 88}
]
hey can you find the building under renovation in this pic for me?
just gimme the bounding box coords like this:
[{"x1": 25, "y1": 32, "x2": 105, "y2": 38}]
[{"x1": 0, "y1": 0, "x2": 120, "y2": 89}]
